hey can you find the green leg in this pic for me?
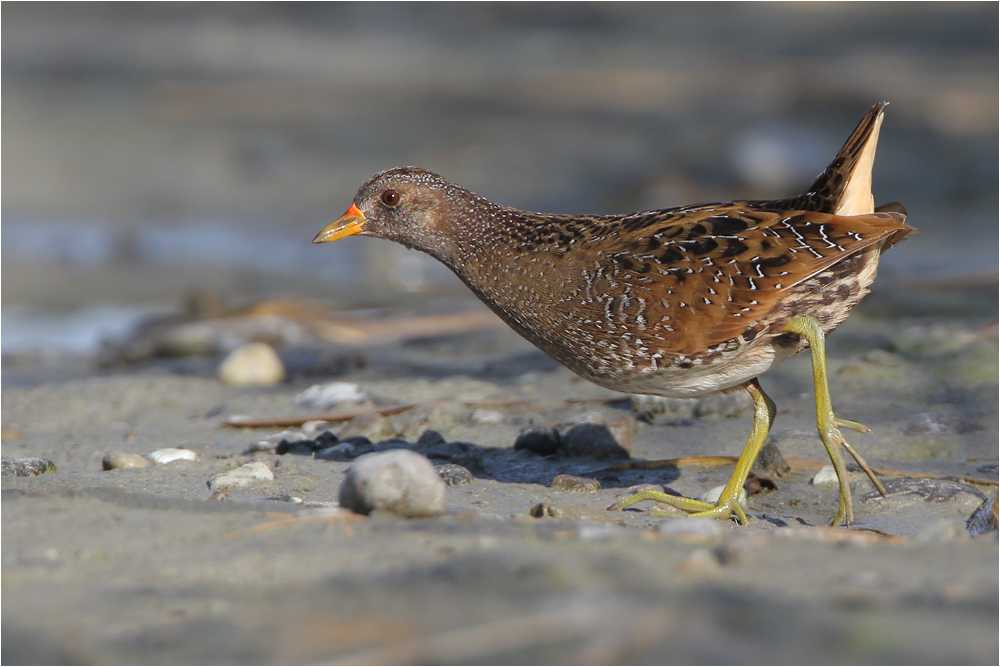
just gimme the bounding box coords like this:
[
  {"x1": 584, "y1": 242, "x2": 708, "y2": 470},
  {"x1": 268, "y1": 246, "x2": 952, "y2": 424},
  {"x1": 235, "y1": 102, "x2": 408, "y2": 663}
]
[
  {"x1": 610, "y1": 379, "x2": 776, "y2": 525},
  {"x1": 785, "y1": 316, "x2": 886, "y2": 527}
]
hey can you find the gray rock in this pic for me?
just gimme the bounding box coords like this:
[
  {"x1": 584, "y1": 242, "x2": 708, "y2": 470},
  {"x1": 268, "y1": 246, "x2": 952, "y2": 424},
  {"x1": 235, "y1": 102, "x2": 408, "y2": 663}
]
[
  {"x1": 218, "y1": 342, "x2": 285, "y2": 386},
  {"x1": 2, "y1": 456, "x2": 58, "y2": 477},
  {"x1": 340, "y1": 412, "x2": 398, "y2": 442},
  {"x1": 103, "y1": 452, "x2": 152, "y2": 470},
  {"x1": 339, "y1": 450, "x2": 445, "y2": 518},
  {"x1": 514, "y1": 424, "x2": 561, "y2": 456},
  {"x1": 561, "y1": 421, "x2": 630, "y2": 460},
  {"x1": 434, "y1": 463, "x2": 474, "y2": 486},
  {"x1": 208, "y1": 461, "x2": 275, "y2": 490},
  {"x1": 550, "y1": 474, "x2": 601, "y2": 493}
]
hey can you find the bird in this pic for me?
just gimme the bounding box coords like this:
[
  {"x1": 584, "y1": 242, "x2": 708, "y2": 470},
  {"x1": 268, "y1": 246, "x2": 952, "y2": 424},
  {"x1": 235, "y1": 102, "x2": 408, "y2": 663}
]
[{"x1": 314, "y1": 102, "x2": 913, "y2": 526}]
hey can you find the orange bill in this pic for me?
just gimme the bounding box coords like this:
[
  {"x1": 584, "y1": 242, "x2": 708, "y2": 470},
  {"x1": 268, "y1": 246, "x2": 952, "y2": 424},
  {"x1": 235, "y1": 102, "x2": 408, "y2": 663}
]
[{"x1": 313, "y1": 203, "x2": 367, "y2": 243}]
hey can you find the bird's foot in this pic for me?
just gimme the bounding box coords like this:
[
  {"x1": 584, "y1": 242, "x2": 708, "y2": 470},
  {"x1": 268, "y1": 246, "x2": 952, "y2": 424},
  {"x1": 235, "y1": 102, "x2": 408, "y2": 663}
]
[{"x1": 609, "y1": 488, "x2": 748, "y2": 525}]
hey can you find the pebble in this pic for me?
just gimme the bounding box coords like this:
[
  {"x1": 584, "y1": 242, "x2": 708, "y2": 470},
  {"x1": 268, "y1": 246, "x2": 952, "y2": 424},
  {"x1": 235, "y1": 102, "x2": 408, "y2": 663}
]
[
  {"x1": 339, "y1": 412, "x2": 398, "y2": 442},
  {"x1": 313, "y1": 430, "x2": 339, "y2": 448},
  {"x1": 550, "y1": 474, "x2": 601, "y2": 493},
  {"x1": 434, "y1": 463, "x2": 474, "y2": 486},
  {"x1": 315, "y1": 443, "x2": 357, "y2": 461},
  {"x1": 102, "y1": 453, "x2": 151, "y2": 470},
  {"x1": 2, "y1": 456, "x2": 58, "y2": 477},
  {"x1": 208, "y1": 461, "x2": 275, "y2": 490},
  {"x1": 147, "y1": 448, "x2": 198, "y2": 465},
  {"x1": 416, "y1": 429, "x2": 448, "y2": 448},
  {"x1": 561, "y1": 421, "x2": 630, "y2": 459},
  {"x1": 811, "y1": 465, "x2": 840, "y2": 487},
  {"x1": 218, "y1": 342, "x2": 285, "y2": 386},
  {"x1": 751, "y1": 440, "x2": 791, "y2": 477},
  {"x1": 697, "y1": 484, "x2": 747, "y2": 506},
  {"x1": 293, "y1": 382, "x2": 366, "y2": 410},
  {"x1": 469, "y1": 408, "x2": 505, "y2": 424},
  {"x1": 338, "y1": 450, "x2": 445, "y2": 517},
  {"x1": 513, "y1": 424, "x2": 561, "y2": 456}
]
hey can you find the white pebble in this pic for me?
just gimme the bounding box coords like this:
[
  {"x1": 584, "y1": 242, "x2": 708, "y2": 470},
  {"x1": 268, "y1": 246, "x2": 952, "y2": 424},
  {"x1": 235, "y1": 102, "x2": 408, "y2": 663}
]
[
  {"x1": 697, "y1": 484, "x2": 747, "y2": 506},
  {"x1": 208, "y1": 461, "x2": 275, "y2": 490},
  {"x1": 339, "y1": 450, "x2": 445, "y2": 518},
  {"x1": 147, "y1": 448, "x2": 198, "y2": 464},
  {"x1": 218, "y1": 343, "x2": 285, "y2": 386},
  {"x1": 811, "y1": 465, "x2": 840, "y2": 487},
  {"x1": 294, "y1": 382, "x2": 366, "y2": 410},
  {"x1": 470, "y1": 408, "x2": 505, "y2": 424}
]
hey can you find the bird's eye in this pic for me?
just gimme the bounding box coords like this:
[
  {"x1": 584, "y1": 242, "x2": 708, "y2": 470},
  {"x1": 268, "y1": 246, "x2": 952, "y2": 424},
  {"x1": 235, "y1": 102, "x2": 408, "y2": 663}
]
[{"x1": 381, "y1": 189, "x2": 400, "y2": 207}]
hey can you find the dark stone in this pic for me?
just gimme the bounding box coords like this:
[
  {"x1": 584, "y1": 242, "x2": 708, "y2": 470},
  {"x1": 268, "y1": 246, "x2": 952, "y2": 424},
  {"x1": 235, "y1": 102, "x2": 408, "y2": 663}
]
[
  {"x1": 752, "y1": 440, "x2": 791, "y2": 477},
  {"x1": 276, "y1": 440, "x2": 314, "y2": 456},
  {"x1": 416, "y1": 429, "x2": 448, "y2": 448},
  {"x1": 314, "y1": 430, "x2": 339, "y2": 448},
  {"x1": 514, "y1": 424, "x2": 561, "y2": 456},
  {"x1": 561, "y1": 422, "x2": 630, "y2": 460}
]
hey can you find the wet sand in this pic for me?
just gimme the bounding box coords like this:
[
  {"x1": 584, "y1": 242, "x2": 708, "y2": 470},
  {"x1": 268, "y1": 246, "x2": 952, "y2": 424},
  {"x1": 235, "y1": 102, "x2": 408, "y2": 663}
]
[{"x1": 3, "y1": 289, "x2": 998, "y2": 663}]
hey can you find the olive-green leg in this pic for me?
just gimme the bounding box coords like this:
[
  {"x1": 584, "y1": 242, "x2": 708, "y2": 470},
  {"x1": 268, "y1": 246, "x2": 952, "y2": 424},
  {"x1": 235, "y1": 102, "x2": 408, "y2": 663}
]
[
  {"x1": 785, "y1": 316, "x2": 887, "y2": 527},
  {"x1": 610, "y1": 378, "x2": 776, "y2": 525}
]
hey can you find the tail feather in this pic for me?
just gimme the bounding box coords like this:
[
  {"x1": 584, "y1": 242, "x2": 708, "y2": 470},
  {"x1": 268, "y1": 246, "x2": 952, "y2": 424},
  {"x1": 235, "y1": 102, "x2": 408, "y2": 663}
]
[{"x1": 756, "y1": 103, "x2": 889, "y2": 216}]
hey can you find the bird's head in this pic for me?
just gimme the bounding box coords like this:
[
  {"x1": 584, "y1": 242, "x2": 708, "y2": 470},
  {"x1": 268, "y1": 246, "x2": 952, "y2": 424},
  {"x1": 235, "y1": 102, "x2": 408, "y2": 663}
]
[{"x1": 313, "y1": 167, "x2": 477, "y2": 258}]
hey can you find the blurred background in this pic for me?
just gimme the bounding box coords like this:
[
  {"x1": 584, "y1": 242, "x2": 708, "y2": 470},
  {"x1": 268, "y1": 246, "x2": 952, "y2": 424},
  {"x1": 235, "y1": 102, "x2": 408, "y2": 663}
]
[{"x1": 2, "y1": 2, "x2": 997, "y2": 364}]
